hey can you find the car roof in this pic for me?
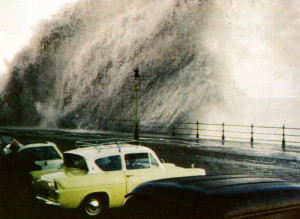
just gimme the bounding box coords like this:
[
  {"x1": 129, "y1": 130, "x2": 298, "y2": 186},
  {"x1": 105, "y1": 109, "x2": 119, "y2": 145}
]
[
  {"x1": 64, "y1": 144, "x2": 154, "y2": 160},
  {"x1": 21, "y1": 141, "x2": 56, "y2": 148},
  {"x1": 128, "y1": 175, "x2": 300, "y2": 218}
]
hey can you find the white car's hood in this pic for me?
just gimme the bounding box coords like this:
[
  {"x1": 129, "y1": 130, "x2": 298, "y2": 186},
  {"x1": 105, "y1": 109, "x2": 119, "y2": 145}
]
[{"x1": 37, "y1": 159, "x2": 63, "y2": 170}]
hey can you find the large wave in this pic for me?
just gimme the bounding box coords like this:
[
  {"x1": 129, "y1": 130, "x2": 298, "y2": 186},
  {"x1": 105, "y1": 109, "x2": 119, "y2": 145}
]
[{"x1": 2, "y1": 0, "x2": 297, "y2": 129}]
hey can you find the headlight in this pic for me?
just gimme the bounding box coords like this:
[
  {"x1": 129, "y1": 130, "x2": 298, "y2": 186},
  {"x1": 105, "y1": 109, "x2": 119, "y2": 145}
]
[
  {"x1": 48, "y1": 182, "x2": 54, "y2": 188},
  {"x1": 54, "y1": 180, "x2": 58, "y2": 189},
  {"x1": 48, "y1": 180, "x2": 59, "y2": 200},
  {"x1": 48, "y1": 180, "x2": 58, "y2": 189}
]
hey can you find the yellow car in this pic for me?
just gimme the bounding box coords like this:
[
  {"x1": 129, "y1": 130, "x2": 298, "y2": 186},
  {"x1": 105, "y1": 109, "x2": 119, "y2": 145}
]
[{"x1": 33, "y1": 140, "x2": 205, "y2": 217}]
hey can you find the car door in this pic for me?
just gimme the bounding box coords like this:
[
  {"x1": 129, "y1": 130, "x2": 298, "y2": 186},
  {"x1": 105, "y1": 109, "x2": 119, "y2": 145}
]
[
  {"x1": 124, "y1": 152, "x2": 163, "y2": 193},
  {"x1": 95, "y1": 155, "x2": 127, "y2": 207}
]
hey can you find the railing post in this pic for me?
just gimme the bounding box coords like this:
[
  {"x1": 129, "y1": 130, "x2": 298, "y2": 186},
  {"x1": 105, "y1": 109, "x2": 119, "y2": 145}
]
[
  {"x1": 196, "y1": 121, "x2": 199, "y2": 139},
  {"x1": 250, "y1": 124, "x2": 254, "y2": 148},
  {"x1": 172, "y1": 125, "x2": 175, "y2": 136},
  {"x1": 222, "y1": 122, "x2": 225, "y2": 145},
  {"x1": 282, "y1": 125, "x2": 286, "y2": 152}
]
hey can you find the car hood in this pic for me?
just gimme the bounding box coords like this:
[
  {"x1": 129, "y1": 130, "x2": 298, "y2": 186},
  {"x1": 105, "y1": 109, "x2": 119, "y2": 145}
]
[{"x1": 36, "y1": 159, "x2": 63, "y2": 170}]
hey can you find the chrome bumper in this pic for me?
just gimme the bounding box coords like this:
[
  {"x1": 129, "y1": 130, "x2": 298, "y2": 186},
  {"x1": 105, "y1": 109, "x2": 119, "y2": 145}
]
[{"x1": 36, "y1": 196, "x2": 60, "y2": 206}]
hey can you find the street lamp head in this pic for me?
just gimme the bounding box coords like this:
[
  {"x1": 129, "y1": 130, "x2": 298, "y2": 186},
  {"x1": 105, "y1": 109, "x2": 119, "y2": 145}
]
[{"x1": 133, "y1": 68, "x2": 141, "y2": 79}]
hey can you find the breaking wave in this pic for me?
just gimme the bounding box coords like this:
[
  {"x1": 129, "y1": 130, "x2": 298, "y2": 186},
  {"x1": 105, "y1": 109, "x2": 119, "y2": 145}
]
[{"x1": 2, "y1": 0, "x2": 297, "y2": 129}]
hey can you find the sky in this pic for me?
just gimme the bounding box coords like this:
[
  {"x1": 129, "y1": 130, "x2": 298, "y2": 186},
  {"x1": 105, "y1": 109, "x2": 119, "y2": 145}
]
[
  {"x1": 207, "y1": 0, "x2": 300, "y2": 99},
  {"x1": 0, "y1": 0, "x2": 299, "y2": 99},
  {"x1": 0, "y1": 0, "x2": 78, "y2": 75}
]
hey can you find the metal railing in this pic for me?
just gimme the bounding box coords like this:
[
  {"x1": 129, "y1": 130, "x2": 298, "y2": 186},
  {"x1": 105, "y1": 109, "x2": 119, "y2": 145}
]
[
  {"x1": 97, "y1": 120, "x2": 300, "y2": 151},
  {"x1": 170, "y1": 122, "x2": 300, "y2": 151}
]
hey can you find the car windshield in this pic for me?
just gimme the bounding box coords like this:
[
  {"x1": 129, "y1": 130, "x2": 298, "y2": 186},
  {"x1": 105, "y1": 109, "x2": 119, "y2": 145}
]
[
  {"x1": 150, "y1": 153, "x2": 160, "y2": 168},
  {"x1": 95, "y1": 155, "x2": 122, "y2": 171},
  {"x1": 21, "y1": 146, "x2": 61, "y2": 161},
  {"x1": 64, "y1": 153, "x2": 89, "y2": 172}
]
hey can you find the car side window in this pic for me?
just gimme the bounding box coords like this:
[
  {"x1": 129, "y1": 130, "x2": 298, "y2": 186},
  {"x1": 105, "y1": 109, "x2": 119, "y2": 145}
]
[
  {"x1": 95, "y1": 155, "x2": 122, "y2": 171},
  {"x1": 125, "y1": 153, "x2": 150, "y2": 170}
]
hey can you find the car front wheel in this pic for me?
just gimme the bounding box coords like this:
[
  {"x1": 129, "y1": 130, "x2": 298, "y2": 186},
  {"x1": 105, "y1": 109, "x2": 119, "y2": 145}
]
[{"x1": 80, "y1": 195, "x2": 108, "y2": 217}]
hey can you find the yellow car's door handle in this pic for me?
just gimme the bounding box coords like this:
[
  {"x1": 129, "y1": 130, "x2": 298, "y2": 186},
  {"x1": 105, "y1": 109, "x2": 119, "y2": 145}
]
[{"x1": 126, "y1": 175, "x2": 134, "y2": 177}]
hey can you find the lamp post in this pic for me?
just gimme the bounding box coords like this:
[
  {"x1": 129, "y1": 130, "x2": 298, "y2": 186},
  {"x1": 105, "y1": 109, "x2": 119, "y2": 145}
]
[{"x1": 133, "y1": 68, "x2": 141, "y2": 140}]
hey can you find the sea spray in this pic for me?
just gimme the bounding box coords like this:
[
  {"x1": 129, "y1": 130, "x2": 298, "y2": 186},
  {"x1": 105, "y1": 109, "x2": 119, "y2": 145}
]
[
  {"x1": 0, "y1": 0, "x2": 231, "y2": 128},
  {"x1": 1, "y1": 0, "x2": 299, "y2": 129}
]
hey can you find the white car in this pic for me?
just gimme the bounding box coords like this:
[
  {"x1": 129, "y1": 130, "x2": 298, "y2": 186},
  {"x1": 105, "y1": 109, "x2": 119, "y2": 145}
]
[{"x1": 20, "y1": 141, "x2": 63, "y2": 170}]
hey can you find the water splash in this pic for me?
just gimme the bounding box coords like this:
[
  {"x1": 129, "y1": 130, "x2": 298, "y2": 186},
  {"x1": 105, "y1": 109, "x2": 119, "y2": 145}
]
[{"x1": 0, "y1": 0, "x2": 299, "y2": 129}]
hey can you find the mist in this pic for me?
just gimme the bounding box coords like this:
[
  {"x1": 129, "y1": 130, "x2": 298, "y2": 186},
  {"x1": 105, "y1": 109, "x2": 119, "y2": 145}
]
[{"x1": 0, "y1": 0, "x2": 299, "y2": 129}]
